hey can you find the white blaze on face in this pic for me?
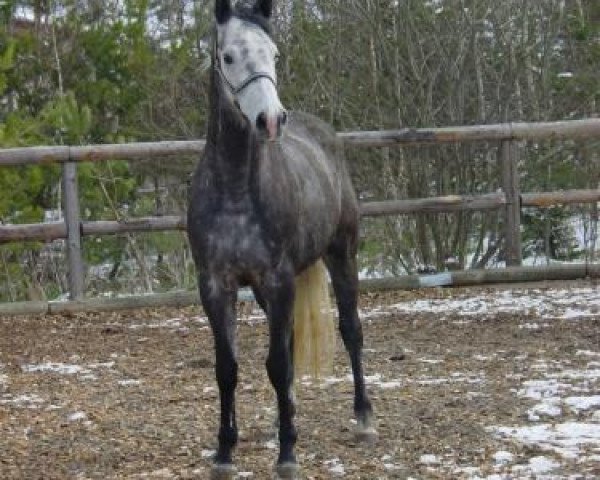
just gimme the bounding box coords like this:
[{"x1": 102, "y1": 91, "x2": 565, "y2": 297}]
[{"x1": 217, "y1": 17, "x2": 284, "y2": 139}]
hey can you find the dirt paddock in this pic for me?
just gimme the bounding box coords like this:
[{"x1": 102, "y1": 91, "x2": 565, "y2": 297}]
[{"x1": 1, "y1": 281, "x2": 599, "y2": 479}]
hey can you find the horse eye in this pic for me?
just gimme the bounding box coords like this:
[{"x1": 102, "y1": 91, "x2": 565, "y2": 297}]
[{"x1": 223, "y1": 53, "x2": 234, "y2": 65}]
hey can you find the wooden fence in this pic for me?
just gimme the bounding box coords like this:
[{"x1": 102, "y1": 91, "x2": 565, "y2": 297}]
[{"x1": 0, "y1": 118, "x2": 599, "y2": 313}]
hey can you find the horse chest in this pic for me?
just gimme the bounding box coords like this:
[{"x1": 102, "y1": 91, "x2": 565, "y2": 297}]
[{"x1": 204, "y1": 212, "x2": 274, "y2": 274}]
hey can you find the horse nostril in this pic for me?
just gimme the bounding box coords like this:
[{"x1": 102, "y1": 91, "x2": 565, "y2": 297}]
[
  {"x1": 279, "y1": 110, "x2": 288, "y2": 126},
  {"x1": 256, "y1": 112, "x2": 267, "y2": 131}
]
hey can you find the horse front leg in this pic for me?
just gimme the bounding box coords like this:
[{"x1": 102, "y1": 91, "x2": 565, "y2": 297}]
[
  {"x1": 198, "y1": 276, "x2": 239, "y2": 479},
  {"x1": 257, "y1": 271, "x2": 299, "y2": 479}
]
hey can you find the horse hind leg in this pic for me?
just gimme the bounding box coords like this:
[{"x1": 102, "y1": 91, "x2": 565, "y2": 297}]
[
  {"x1": 324, "y1": 244, "x2": 377, "y2": 443},
  {"x1": 198, "y1": 277, "x2": 239, "y2": 479}
]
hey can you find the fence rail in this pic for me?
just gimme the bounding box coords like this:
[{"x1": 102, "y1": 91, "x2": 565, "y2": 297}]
[
  {"x1": 1, "y1": 264, "x2": 599, "y2": 317},
  {"x1": 0, "y1": 140, "x2": 205, "y2": 167},
  {"x1": 2, "y1": 189, "x2": 599, "y2": 244},
  {"x1": 338, "y1": 118, "x2": 600, "y2": 147},
  {"x1": 1, "y1": 118, "x2": 599, "y2": 167},
  {"x1": 0, "y1": 117, "x2": 599, "y2": 306}
]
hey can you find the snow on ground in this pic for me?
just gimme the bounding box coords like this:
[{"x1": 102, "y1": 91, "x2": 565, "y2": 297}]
[
  {"x1": 57, "y1": 282, "x2": 591, "y2": 339},
  {"x1": 0, "y1": 363, "x2": 7, "y2": 388},
  {"x1": 20, "y1": 360, "x2": 115, "y2": 382},
  {"x1": 114, "y1": 286, "x2": 600, "y2": 332},
  {"x1": 324, "y1": 457, "x2": 346, "y2": 476},
  {"x1": 2, "y1": 284, "x2": 598, "y2": 478},
  {"x1": 310, "y1": 286, "x2": 599, "y2": 478},
  {"x1": 492, "y1": 422, "x2": 600, "y2": 459},
  {"x1": 382, "y1": 286, "x2": 599, "y2": 321},
  {"x1": 0, "y1": 358, "x2": 140, "y2": 411},
  {"x1": 313, "y1": 361, "x2": 599, "y2": 478},
  {"x1": 0, "y1": 393, "x2": 45, "y2": 408},
  {"x1": 484, "y1": 354, "x2": 600, "y2": 477}
]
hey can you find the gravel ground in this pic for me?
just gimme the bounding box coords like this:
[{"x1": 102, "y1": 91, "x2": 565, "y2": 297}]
[{"x1": 1, "y1": 281, "x2": 599, "y2": 479}]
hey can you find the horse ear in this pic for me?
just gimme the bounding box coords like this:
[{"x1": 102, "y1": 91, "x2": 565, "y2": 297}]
[
  {"x1": 215, "y1": 0, "x2": 232, "y2": 24},
  {"x1": 253, "y1": 0, "x2": 273, "y2": 19}
]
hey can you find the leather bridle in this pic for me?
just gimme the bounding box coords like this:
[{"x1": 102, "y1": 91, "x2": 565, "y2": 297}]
[{"x1": 214, "y1": 39, "x2": 277, "y2": 96}]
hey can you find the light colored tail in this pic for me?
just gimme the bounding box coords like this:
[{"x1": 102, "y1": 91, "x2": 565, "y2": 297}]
[{"x1": 293, "y1": 259, "x2": 336, "y2": 379}]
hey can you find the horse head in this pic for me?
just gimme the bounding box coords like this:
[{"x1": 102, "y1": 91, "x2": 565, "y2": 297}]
[{"x1": 214, "y1": 0, "x2": 287, "y2": 141}]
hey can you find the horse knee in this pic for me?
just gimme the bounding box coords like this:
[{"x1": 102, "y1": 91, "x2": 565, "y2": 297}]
[
  {"x1": 218, "y1": 424, "x2": 238, "y2": 448},
  {"x1": 216, "y1": 357, "x2": 238, "y2": 391}
]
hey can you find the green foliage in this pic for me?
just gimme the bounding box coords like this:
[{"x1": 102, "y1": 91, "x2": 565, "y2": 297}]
[
  {"x1": 0, "y1": 39, "x2": 15, "y2": 93},
  {"x1": 39, "y1": 91, "x2": 93, "y2": 143},
  {"x1": 0, "y1": 0, "x2": 598, "y2": 300},
  {"x1": 522, "y1": 207, "x2": 582, "y2": 261}
]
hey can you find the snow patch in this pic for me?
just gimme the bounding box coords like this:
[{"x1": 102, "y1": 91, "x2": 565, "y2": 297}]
[
  {"x1": 21, "y1": 361, "x2": 115, "y2": 380},
  {"x1": 129, "y1": 318, "x2": 185, "y2": 329},
  {"x1": 0, "y1": 363, "x2": 7, "y2": 388},
  {"x1": 419, "y1": 358, "x2": 444, "y2": 364},
  {"x1": 67, "y1": 411, "x2": 88, "y2": 422},
  {"x1": 416, "y1": 372, "x2": 485, "y2": 386},
  {"x1": 528, "y1": 455, "x2": 560, "y2": 474},
  {"x1": 381, "y1": 454, "x2": 404, "y2": 471},
  {"x1": 324, "y1": 458, "x2": 345, "y2": 476},
  {"x1": 200, "y1": 449, "x2": 215, "y2": 459},
  {"x1": 492, "y1": 450, "x2": 514, "y2": 465},
  {"x1": 491, "y1": 422, "x2": 600, "y2": 459},
  {"x1": 564, "y1": 395, "x2": 600, "y2": 413},
  {"x1": 22, "y1": 362, "x2": 89, "y2": 375},
  {"x1": 519, "y1": 322, "x2": 550, "y2": 330},
  {"x1": 0, "y1": 393, "x2": 45, "y2": 408},
  {"x1": 264, "y1": 440, "x2": 277, "y2": 450},
  {"x1": 527, "y1": 400, "x2": 562, "y2": 421},
  {"x1": 419, "y1": 454, "x2": 441, "y2": 465},
  {"x1": 118, "y1": 379, "x2": 142, "y2": 387},
  {"x1": 386, "y1": 287, "x2": 599, "y2": 321},
  {"x1": 473, "y1": 354, "x2": 496, "y2": 361},
  {"x1": 486, "y1": 357, "x2": 600, "y2": 474},
  {"x1": 577, "y1": 350, "x2": 600, "y2": 358}
]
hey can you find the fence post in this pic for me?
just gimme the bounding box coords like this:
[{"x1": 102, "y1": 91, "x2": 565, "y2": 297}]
[
  {"x1": 62, "y1": 161, "x2": 85, "y2": 299},
  {"x1": 501, "y1": 140, "x2": 523, "y2": 266}
]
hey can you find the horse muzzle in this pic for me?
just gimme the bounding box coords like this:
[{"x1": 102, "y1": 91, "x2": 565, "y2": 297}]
[{"x1": 256, "y1": 110, "x2": 288, "y2": 142}]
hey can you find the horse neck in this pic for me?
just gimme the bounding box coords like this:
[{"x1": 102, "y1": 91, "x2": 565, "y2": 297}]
[{"x1": 206, "y1": 70, "x2": 258, "y2": 199}]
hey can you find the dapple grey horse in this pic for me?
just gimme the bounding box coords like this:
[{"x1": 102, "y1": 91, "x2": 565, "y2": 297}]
[{"x1": 187, "y1": 1, "x2": 376, "y2": 478}]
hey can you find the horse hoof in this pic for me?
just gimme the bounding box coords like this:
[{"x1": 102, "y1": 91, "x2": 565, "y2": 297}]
[
  {"x1": 211, "y1": 463, "x2": 237, "y2": 480},
  {"x1": 274, "y1": 461, "x2": 299, "y2": 479},
  {"x1": 355, "y1": 425, "x2": 378, "y2": 445}
]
